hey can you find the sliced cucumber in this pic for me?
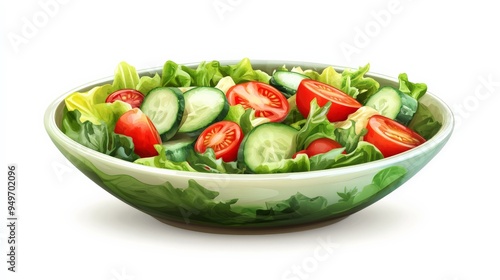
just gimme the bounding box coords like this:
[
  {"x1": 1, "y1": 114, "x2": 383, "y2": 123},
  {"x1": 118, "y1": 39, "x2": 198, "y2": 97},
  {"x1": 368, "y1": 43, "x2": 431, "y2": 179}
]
[
  {"x1": 364, "y1": 86, "x2": 418, "y2": 125},
  {"x1": 178, "y1": 87, "x2": 229, "y2": 135},
  {"x1": 270, "y1": 70, "x2": 309, "y2": 98},
  {"x1": 140, "y1": 87, "x2": 185, "y2": 141},
  {"x1": 238, "y1": 123, "x2": 298, "y2": 172},
  {"x1": 162, "y1": 134, "x2": 196, "y2": 162}
]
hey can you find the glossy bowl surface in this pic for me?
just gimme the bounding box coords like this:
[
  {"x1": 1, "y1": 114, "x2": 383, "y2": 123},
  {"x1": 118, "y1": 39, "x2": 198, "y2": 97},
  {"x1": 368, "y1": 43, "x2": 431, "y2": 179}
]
[{"x1": 44, "y1": 60, "x2": 454, "y2": 232}]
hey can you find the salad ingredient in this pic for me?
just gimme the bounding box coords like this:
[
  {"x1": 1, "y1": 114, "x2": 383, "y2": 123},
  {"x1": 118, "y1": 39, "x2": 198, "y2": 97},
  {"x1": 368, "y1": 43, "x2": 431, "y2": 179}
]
[
  {"x1": 194, "y1": 121, "x2": 243, "y2": 162},
  {"x1": 140, "y1": 87, "x2": 185, "y2": 141},
  {"x1": 364, "y1": 115, "x2": 426, "y2": 157},
  {"x1": 162, "y1": 135, "x2": 196, "y2": 162},
  {"x1": 293, "y1": 138, "x2": 345, "y2": 158},
  {"x1": 292, "y1": 150, "x2": 308, "y2": 158},
  {"x1": 105, "y1": 89, "x2": 145, "y2": 108},
  {"x1": 305, "y1": 138, "x2": 344, "y2": 157},
  {"x1": 239, "y1": 109, "x2": 270, "y2": 135},
  {"x1": 269, "y1": 70, "x2": 309, "y2": 97},
  {"x1": 407, "y1": 103, "x2": 442, "y2": 140},
  {"x1": 64, "y1": 85, "x2": 132, "y2": 129},
  {"x1": 226, "y1": 81, "x2": 290, "y2": 122},
  {"x1": 296, "y1": 79, "x2": 362, "y2": 122},
  {"x1": 62, "y1": 109, "x2": 139, "y2": 162},
  {"x1": 178, "y1": 87, "x2": 229, "y2": 135},
  {"x1": 218, "y1": 57, "x2": 271, "y2": 84},
  {"x1": 238, "y1": 122, "x2": 299, "y2": 173},
  {"x1": 333, "y1": 106, "x2": 379, "y2": 135},
  {"x1": 364, "y1": 86, "x2": 418, "y2": 126},
  {"x1": 215, "y1": 76, "x2": 236, "y2": 94},
  {"x1": 398, "y1": 73, "x2": 427, "y2": 100},
  {"x1": 114, "y1": 108, "x2": 162, "y2": 158}
]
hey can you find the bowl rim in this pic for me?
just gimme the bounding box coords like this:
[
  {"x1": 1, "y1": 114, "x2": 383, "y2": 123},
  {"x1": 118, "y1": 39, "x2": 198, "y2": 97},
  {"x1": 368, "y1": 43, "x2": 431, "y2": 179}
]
[{"x1": 44, "y1": 60, "x2": 454, "y2": 181}]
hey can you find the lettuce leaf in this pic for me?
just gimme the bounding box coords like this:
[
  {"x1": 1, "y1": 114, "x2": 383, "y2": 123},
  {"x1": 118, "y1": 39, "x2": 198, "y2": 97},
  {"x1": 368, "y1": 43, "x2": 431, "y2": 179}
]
[
  {"x1": 302, "y1": 64, "x2": 379, "y2": 101},
  {"x1": 341, "y1": 64, "x2": 380, "y2": 102},
  {"x1": 134, "y1": 146, "x2": 246, "y2": 174},
  {"x1": 64, "y1": 86, "x2": 131, "y2": 130},
  {"x1": 134, "y1": 145, "x2": 197, "y2": 172},
  {"x1": 219, "y1": 57, "x2": 271, "y2": 84},
  {"x1": 408, "y1": 103, "x2": 442, "y2": 140},
  {"x1": 333, "y1": 120, "x2": 367, "y2": 154},
  {"x1": 295, "y1": 99, "x2": 336, "y2": 150},
  {"x1": 181, "y1": 60, "x2": 224, "y2": 87},
  {"x1": 161, "y1": 60, "x2": 192, "y2": 87},
  {"x1": 252, "y1": 153, "x2": 310, "y2": 174},
  {"x1": 309, "y1": 141, "x2": 382, "y2": 171},
  {"x1": 111, "y1": 61, "x2": 140, "y2": 90},
  {"x1": 62, "y1": 109, "x2": 139, "y2": 161},
  {"x1": 186, "y1": 149, "x2": 246, "y2": 174},
  {"x1": 398, "y1": 73, "x2": 427, "y2": 100},
  {"x1": 136, "y1": 73, "x2": 161, "y2": 95}
]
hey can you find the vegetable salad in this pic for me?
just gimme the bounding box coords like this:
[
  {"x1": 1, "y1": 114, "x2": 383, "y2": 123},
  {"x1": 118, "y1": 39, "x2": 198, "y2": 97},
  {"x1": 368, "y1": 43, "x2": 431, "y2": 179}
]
[{"x1": 61, "y1": 58, "x2": 442, "y2": 174}]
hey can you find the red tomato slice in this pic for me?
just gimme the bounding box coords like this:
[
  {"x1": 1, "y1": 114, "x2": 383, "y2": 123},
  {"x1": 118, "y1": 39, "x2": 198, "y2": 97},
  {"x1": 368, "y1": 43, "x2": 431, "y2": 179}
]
[
  {"x1": 364, "y1": 115, "x2": 426, "y2": 158},
  {"x1": 296, "y1": 79, "x2": 362, "y2": 122},
  {"x1": 226, "y1": 81, "x2": 290, "y2": 122},
  {"x1": 114, "y1": 108, "x2": 161, "y2": 158},
  {"x1": 306, "y1": 138, "x2": 344, "y2": 157},
  {"x1": 106, "y1": 89, "x2": 145, "y2": 108},
  {"x1": 194, "y1": 121, "x2": 243, "y2": 162}
]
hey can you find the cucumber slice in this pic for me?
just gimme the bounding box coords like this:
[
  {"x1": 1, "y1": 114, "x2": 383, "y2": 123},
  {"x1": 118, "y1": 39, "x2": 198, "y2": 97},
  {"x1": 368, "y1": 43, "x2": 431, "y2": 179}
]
[
  {"x1": 140, "y1": 87, "x2": 185, "y2": 141},
  {"x1": 178, "y1": 87, "x2": 229, "y2": 135},
  {"x1": 238, "y1": 123, "x2": 298, "y2": 172},
  {"x1": 270, "y1": 70, "x2": 309, "y2": 97},
  {"x1": 364, "y1": 86, "x2": 418, "y2": 125},
  {"x1": 162, "y1": 134, "x2": 196, "y2": 162}
]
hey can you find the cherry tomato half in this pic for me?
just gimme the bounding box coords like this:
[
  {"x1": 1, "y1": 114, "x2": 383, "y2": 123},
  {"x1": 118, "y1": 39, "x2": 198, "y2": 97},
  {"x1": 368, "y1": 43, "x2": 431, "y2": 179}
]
[
  {"x1": 114, "y1": 108, "x2": 161, "y2": 158},
  {"x1": 296, "y1": 80, "x2": 362, "y2": 122},
  {"x1": 194, "y1": 121, "x2": 243, "y2": 162},
  {"x1": 226, "y1": 81, "x2": 290, "y2": 122},
  {"x1": 306, "y1": 138, "x2": 344, "y2": 157},
  {"x1": 364, "y1": 115, "x2": 426, "y2": 158},
  {"x1": 292, "y1": 138, "x2": 344, "y2": 158},
  {"x1": 106, "y1": 89, "x2": 145, "y2": 108}
]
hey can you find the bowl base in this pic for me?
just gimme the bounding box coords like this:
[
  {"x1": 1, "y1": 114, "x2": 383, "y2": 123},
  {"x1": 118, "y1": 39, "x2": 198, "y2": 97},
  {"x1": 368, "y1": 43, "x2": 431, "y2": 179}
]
[{"x1": 152, "y1": 216, "x2": 350, "y2": 235}]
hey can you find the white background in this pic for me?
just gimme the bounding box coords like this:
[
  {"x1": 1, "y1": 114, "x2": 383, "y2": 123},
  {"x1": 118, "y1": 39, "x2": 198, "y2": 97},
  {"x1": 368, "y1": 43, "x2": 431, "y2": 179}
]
[{"x1": 1, "y1": 0, "x2": 499, "y2": 279}]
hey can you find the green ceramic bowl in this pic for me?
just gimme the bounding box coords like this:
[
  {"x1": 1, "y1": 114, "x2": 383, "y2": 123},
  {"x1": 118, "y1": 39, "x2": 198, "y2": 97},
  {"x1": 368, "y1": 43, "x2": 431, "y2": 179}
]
[{"x1": 44, "y1": 61, "x2": 454, "y2": 232}]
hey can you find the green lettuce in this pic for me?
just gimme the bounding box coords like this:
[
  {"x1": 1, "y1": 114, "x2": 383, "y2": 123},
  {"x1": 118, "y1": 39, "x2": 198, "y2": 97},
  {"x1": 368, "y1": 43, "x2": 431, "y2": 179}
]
[
  {"x1": 309, "y1": 141, "x2": 382, "y2": 171},
  {"x1": 135, "y1": 146, "x2": 246, "y2": 174},
  {"x1": 64, "y1": 84, "x2": 131, "y2": 128},
  {"x1": 340, "y1": 64, "x2": 380, "y2": 102},
  {"x1": 295, "y1": 99, "x2": 336, "y2": 150},
  {"x1": 181, "y1": 60, "x2": 224, "y2": 87},
  {"x1": 252, "y1": 153, "x2": 310, "y2": 174},
  {"x1": 301, "y1": 64, "x2": 379, "y2": 101},
  {"x1": 161, "y1": 60, "x2": 192, "y2": 87},
  {"x1": 408, "y1": 103, "x2": 442, "y2": 140},
  {"x1": 134, "y1": 145, "x2": 197, "y2": 172},
  {"x1": 219, "y1": 57, "x2": 271, "y2": 84},
  {"x1": 398, "y1": 73, "x2": 427, "y2": 100},
  {"x1": 62, "y1": 109, "x2": 139, "y2": 162}
]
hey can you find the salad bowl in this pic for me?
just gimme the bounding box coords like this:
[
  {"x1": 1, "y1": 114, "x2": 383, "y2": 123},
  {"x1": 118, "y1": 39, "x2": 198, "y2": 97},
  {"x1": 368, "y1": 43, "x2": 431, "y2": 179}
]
[{"x1": 44, "y1": 60, "x2": 454, "y2": 233}]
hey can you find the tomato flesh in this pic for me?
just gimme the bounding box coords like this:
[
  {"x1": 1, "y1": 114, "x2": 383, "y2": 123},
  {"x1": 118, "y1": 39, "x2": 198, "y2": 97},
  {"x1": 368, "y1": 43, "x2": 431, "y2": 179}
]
[
  {"x1": 293, "y1": 138, "x2": 344, "y2": 158},
  {"x1": 114, "y1": 108, "x2": 161, "y2": 158},
  {"x1": 364, "y1": 115, "x2": 426, "y2": 158},
  {"x1": 195, "y1": 121, "x2": 243, "y2": 162},
  {"x1": 296, "y1": 79, "x2": 362, "y2": 122},
  {"x1": 106, "y1": 89, "x2": 145, "y2": 108},
  {"x1": 306, "y1": 138, "x2": 344, "y2": 157},
  {"x1": 226, "y1": 82, "x2": 290, "y2": 122}
]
